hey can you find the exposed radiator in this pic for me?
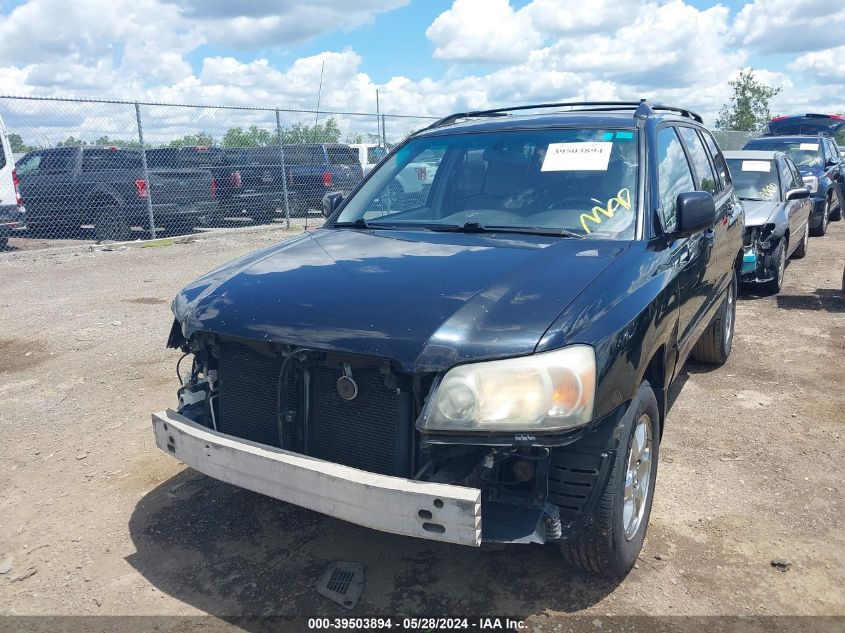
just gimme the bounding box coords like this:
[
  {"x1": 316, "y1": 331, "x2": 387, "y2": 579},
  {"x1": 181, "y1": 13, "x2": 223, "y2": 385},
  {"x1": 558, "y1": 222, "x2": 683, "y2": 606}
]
[{"x1": 216, "y1": 340, "x2": 410, "y2": 476}]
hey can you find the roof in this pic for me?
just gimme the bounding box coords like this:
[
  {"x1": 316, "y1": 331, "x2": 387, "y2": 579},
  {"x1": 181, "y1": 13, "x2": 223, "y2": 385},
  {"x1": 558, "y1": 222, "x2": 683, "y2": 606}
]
[
  {"x1": 724, "y1": 150, "x2": 780, "y2": 161},
  {"x1": 417, "y1": 111, "x2": 653, "y2": 137},
  {"x1": 416, "y1": 100, "x2": 702, "y2": 137}
]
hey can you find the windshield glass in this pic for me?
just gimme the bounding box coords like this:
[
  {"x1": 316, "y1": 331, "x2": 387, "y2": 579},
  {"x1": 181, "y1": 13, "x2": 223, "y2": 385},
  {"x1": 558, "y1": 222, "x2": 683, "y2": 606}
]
[
  {"x1": 335, "y1": 128, "x2": 639, "y2": 239},
  {"x1": 746, "y1": 140, "x2": 821, "y2": 168},
  {"x1": 726, "y1": 158, "x2": 780, "y2": 201}
]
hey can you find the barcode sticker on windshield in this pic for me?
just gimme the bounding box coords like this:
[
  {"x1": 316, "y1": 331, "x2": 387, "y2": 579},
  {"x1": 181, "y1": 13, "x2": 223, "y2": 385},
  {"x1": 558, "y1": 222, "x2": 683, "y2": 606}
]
[
  {"x1": 542, "y1": 142, "x2": 612, "y2": 172},
  {"x1": 741, "y1": 160, "x2": 772, "y2": 172},
  {"x1": 799, "y1": 143, "x2": 819, "y2": 151}
]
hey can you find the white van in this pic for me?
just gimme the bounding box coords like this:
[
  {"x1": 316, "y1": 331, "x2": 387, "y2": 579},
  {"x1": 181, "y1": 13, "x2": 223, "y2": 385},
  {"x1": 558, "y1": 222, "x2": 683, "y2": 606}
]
[{"x1": 0, "y1": 114, "x2": 27, "y2": 249}]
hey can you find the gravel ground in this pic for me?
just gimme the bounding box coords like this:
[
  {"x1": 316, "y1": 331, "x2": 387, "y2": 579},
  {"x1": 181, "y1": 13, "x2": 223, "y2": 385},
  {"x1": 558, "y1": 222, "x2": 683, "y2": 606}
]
[{"x1": 0, "y1": 220, "x2": 843, "y2": 627}]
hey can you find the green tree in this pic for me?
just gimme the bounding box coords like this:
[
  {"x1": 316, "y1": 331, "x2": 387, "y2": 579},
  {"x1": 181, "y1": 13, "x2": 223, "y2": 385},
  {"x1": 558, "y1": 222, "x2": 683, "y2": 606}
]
[
  {"x1": 835, "y1": 114, "x2": 845, "y2": 147},
  {"x1": 57, "y1": 136, "x2": 88, "y2": 147},
  {"x1": 222, "y1": 125, "x2": 274, "y2": 147},
  {"x1": 715, "y1": 68, "x2": 782, "y2": 132},
  {"x1": 168, "y1": 131, "x2": 216, "y2": 147},
  {"x1": 93, "y1": 135, "x2": 142, "y2": 149},
  {"x1": 6, "y1": 133, "x2": 36, "y2": 153},
  {"x1": 282, "y1": 118, "x2": 341, "y2": 143},
  {"x1": 346, "y1": 131, "x2": 382, "y2": 144}
]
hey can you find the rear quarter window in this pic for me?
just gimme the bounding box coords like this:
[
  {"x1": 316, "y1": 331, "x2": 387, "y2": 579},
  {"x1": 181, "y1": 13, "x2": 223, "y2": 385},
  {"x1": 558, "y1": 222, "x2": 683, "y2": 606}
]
[{"x1": 284, "y1": 146, "x2": 324, "y2": 166}]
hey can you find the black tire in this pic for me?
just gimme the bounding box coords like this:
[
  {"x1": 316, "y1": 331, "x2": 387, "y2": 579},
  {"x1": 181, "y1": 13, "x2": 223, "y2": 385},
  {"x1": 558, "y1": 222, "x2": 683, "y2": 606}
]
[
  {"x1": 0, "y1": 234, "x2": 8, "y2": 250},
  {"x1": 252, "y1": 211, "x2": 276, "y2": 225},
  {"x1": 792, "y1": 220, "x2": 809, "y2": 259},
  {"x1": 559, "y1": 381, "x2": 660, "y2": 577},
  {"x1": 691, "y1": 269, "x2": 736, "y2": 365},
  {"x1": 762, "y1": 238, "x2": 787, "y2": 295},
  {"x1": 94, "y1": 202, "x2": 130, "y2": 243},
  {"x1": 811, "y1": 196, "x2": 831, "y2": 236},
  {"x1": 830, "y1": 194, "x2": 842, "y2": 221}
]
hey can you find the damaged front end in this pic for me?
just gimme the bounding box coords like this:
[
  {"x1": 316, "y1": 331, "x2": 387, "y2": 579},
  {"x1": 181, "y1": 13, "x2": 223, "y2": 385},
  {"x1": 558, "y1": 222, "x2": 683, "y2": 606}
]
[
  {"x1": 159, "y1": 327, "x2": 618, "y2": 547},
  {"x1": 741, "y1": 223, "x2": 782, "y2": 284}
]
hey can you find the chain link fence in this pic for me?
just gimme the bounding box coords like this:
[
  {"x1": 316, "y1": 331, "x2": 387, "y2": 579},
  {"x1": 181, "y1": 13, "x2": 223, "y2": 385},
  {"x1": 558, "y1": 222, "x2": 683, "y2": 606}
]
[
  {"x1": 0, "y1": 95, "x2": 435, "y2": 249},
  {"x1": 0, "y1": 94, "x2": 767, "y2": 252}
]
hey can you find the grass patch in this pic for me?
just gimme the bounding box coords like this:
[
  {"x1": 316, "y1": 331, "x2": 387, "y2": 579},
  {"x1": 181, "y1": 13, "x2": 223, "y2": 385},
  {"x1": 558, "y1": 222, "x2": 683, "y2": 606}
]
[{"x1": 141, "y1": 239, "x2": 174, "y2": 248}]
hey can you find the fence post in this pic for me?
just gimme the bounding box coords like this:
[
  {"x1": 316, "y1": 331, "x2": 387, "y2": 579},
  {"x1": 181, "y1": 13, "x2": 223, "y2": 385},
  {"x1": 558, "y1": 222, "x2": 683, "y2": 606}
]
[
  {"x1": 134, "y1": 102, "x2": 157, "y2": 240},
  {"x1": 381, "y1": 114, "x2": 387, "y2": 149},
  {"x1": 275, "y1": 109, "x2": 292, "y2": 230}
]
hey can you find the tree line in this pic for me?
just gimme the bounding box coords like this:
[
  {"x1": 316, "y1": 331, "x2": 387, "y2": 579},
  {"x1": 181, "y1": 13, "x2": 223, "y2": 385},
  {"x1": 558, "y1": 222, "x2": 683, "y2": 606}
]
[{"x1": 5, "y1": 117, "x2": 356, "y2": 153}]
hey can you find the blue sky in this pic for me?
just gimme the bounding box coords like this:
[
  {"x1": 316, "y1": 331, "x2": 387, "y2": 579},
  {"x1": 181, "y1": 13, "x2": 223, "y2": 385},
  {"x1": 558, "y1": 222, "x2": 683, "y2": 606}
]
[{"x1": 0, "y1": 0, "x2": 843, "y2": 142}]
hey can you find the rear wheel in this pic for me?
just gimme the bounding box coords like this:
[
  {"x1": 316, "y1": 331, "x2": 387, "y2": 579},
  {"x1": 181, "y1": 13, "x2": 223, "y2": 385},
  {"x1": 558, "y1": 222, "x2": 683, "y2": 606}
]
[
  {"x1": 94, "y1": 201, "x2": 130, "y2": 243},
  {"x1": 559, "y1": 381, "x2": 660, "y2": 577},
  {"x1": 0, "y1": 234, "x2": 8, "y2": 250},
  {"x1": 792, "y1": 221, "x2": 809, "y2": 259},
  {"x1": 691, "y1": 270, "x2": 736, "y2": 365}
]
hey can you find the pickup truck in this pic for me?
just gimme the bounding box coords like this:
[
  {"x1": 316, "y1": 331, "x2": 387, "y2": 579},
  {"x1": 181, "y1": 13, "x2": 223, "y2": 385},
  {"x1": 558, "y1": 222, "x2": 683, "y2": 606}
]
[
  {"x1": 154, "y1": 101, "x2": 743, "y2": 578},
  {"x1": 16, "y1": 146, "x2": 217, "y2": 241},
  {"x1": 147, "y1": 144, "x2": 364, "y2": 223}
]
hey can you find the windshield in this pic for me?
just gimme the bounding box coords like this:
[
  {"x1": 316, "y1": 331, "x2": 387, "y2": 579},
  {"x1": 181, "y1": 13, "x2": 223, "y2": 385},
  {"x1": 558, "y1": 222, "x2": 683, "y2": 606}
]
[
  {"x1": 726, "y1": 158, "x2": 780, "y2": 201},
  {"x1": 746, "y1": 140, "x2": 821, "y2": 168},
  {"x1": 335, "y1": 128, "x2": 639, "y2": 239}
]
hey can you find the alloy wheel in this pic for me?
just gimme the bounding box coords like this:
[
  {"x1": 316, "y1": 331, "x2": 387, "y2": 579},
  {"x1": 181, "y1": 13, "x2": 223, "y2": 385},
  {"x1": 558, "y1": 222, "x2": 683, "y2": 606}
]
[{"x1": 623, "y1": 414, "x2": 653, "y2": 541}]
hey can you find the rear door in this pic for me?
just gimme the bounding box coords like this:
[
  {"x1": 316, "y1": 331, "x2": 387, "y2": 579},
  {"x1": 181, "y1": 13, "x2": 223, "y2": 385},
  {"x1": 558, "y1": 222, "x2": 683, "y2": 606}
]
[
  {"x1": 324, "y1": 144, "x2": 364, "y2": 193},
  {"x1": 656, "y1": 126, "x2": 707, "y2": 357},
  {"x1": 677, "y1": 126, "x2": 730, "y2": 320}
]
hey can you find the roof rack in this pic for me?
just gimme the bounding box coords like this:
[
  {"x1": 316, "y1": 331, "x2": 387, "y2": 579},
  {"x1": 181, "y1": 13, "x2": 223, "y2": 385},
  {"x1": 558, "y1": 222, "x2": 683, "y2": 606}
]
[{"x1": 423, "y1": 99, "x2": 703, "y2": 131}]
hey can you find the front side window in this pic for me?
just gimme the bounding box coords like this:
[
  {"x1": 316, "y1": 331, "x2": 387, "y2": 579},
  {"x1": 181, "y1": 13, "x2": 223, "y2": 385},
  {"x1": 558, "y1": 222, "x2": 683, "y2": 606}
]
[
  {"x1": 726, "y1": 158, "x2": 779, "y2": 201},
  {"x1": 656, "y1": 127, "x2": 695, "y2": 233},
  {"x1": 335, "y1": 128, "x2": 640, "y2": 240}
]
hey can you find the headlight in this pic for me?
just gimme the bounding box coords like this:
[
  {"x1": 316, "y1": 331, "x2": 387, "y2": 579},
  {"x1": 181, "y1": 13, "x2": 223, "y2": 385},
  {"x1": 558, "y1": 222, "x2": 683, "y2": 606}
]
[
  {"x1": 802, "y1": 175, "x2": 818, "y2": 193},
  {"x1": 418, "y1": 345, "x2": 596, "y2": 433}
]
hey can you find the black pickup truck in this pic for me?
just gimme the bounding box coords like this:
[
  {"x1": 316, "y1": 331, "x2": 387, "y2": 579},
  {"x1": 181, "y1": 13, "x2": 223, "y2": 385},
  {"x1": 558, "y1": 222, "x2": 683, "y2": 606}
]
[
  {"x1": 16, "y1": 146, "x2": 217, "y2": 240},
  {"x1": 154, "y1": 101, "x2": 743, "y2": 578},
  {"x1": 147, "y1": 144, "x2": 363, "y2": 223}
]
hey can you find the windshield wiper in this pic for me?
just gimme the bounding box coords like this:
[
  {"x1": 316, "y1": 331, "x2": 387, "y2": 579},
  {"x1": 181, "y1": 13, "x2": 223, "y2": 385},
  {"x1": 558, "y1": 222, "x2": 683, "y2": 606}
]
[{"x1": 428, "y1": 222, "x2": 584, "y2": 239}]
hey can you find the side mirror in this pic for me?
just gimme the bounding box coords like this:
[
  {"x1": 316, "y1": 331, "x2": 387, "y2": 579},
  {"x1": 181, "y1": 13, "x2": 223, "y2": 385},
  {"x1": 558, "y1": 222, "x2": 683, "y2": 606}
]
[
  {"x1": 321, "y1": 192, "x2": 344, "y2": 218},
  {"x1": 785, "y1": 187, "x2": 810, "y2": 201},
  {"x1": 826, "y1": 159, "x2": 839, "y2": 168},
  {"x1": 674, "y1": 191, "x2": 716, "y2": 237}
]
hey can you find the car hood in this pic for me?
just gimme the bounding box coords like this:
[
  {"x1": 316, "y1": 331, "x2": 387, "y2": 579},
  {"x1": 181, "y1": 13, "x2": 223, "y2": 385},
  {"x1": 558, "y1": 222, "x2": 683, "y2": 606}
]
[
  {"x1": 173, "y1": 229, "x2": 628, "y2": 372},
  {"x1": 741, "y1": 200, "x2": 780, "y2": 226},
  {"x1": 768, "y1": 114, "x2": 845, "y2": 136}
]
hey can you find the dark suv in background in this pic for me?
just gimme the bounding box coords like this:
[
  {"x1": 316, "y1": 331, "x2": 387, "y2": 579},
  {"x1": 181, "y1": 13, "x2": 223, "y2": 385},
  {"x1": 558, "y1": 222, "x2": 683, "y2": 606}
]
[
  {"x1": 147, "y1": 144, "x2": 363, "y2": 224},
  {"x1": 743, "y1": 114, "x2": 845, "y2": 235}
]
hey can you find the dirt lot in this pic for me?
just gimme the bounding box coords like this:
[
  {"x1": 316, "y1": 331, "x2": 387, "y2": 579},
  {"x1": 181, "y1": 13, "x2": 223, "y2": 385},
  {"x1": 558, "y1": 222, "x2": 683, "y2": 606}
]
[{"x1": 0, "y1": 219, "x2": 843, "y2": 627}]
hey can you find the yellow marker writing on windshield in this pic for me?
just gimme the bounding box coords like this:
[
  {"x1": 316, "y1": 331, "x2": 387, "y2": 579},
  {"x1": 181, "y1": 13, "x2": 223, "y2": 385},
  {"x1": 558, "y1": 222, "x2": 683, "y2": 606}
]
[{"x1": 580, "y1": 188, "x2": 632, "y2": 234}]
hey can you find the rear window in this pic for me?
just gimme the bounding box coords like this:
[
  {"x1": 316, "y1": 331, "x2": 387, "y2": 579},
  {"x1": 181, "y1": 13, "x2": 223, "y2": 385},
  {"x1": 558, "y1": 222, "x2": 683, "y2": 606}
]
[
  {"x1": 82, "y1": 149, "x2": 142, "y2": 171},
  {"x1": 283, "y1": 146, "x2": 324, "y2": 166},
  {"x1": 145, "y1": 149, "x2": 178, "y2": 169},
  {"x1": 326, "y1": 146, "x2": 360, "y2": 166}
]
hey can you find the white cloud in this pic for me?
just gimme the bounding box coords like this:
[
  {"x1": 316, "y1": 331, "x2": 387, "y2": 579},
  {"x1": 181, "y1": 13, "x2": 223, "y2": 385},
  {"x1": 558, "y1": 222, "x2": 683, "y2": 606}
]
[
  {"x1": 425, "y1": 0, "x2": 542, "y2": 64},
  {"x1": 789, "y1": 46, "x2": 845, "y2": 85},
  {"x1": 731, "y1": 0, "x2": 845, "y2": 53}
]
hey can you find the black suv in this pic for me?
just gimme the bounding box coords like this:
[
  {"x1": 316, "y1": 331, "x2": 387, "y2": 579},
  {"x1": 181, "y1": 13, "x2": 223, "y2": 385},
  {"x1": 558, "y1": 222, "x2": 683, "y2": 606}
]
[{"x1": 154, "y1": 101, "x2": 743, "y2": 577}]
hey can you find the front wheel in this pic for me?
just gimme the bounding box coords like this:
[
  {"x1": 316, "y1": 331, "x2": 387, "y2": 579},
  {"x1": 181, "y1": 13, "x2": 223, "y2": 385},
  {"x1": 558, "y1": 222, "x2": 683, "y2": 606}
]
[
  {"x1": 559, "y1": 381, "x2": 660, "y2": 577},
  {"x1": 691, "y1": 269, "x2": 736, "y2": 365},
  {"x1": 762, "y1": 239, "x2": 787, "y2": 295},
  {"x1": 811, "y1": 197, "x2": 831, "y2": 236}
]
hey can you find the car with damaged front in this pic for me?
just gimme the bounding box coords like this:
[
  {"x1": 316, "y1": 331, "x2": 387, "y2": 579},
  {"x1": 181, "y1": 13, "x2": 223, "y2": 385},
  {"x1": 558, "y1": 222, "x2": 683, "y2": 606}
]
[
  {"x1": 725, "y1": 150, "x2": 811, "y2": 293},
  {"x1": 153, "y1": 101, "x2": 744, "y2": 577},
  {"x1": 743, "y1": 114, "x2": 845, "y2": 236}
]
